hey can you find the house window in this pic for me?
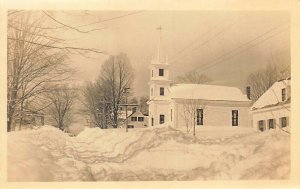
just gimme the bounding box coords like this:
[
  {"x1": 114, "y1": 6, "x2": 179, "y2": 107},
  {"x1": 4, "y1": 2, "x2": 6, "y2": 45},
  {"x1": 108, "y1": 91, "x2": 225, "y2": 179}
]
[
  {"x1": 258, "y1": 120, "x2": 265, "y2": 132},
  {"x1": 160, "y1": 87, "x2": 164, "y2": 96},
  {"x1": 151, "y1": 117, "x2": 154, "y2": 126},
  {"x1": 131, "y1": 117, "x2": 137, "y2": 121},
  {"x1": 159, "y1": 114, "x2": 165, "y2": 124},
  {"x1": 232, "y1": 110, "x2": 238, "y2": 126},
  {"x1": 282, "y1": 88, "x2": 286, "y2": 101},
  {"x1": 138, "y1": 117, "x2": 144, "y2": 122},
  {"x1": 159, "y1": 69, "x2": 164, "y2": 76},
  {"x1": 196, "y1": 109, "x2": 203, "y2": 125},
  {"x1": 170, "y1": 109, "x2": 173, "y2": 122},
  {"x1": 128, "y1": 125, "x2": 134, "y2": 128},
  {"x1": 268, "y1": 119, "x2": 275, "y2": 129},
  {"x1": 280, "y1": 117, "x2": 288, "y2": 128}
]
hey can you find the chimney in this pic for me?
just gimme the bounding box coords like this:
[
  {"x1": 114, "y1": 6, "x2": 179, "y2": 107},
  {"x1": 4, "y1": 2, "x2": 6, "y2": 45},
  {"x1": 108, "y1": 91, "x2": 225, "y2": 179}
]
[
  {"x1": 132, "y1": 107, "x2": 137, "y2": 113},
  {"x1": 246, "y1": 86, "x2": 251, "y2": 100}
]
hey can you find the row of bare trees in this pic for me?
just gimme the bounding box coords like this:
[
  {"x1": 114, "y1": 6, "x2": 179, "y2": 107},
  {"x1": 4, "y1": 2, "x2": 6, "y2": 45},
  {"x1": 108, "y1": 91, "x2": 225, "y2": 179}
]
[
  {"x1": 7, "y1": 12, "x2": 75, "y2": 132},
  {"x1": 81, "y1": 54, "x2": 134, "y2": 129},
  {"x1": 176, "y1": 71, "x2": 212, "y2": 84},
  {"x1": 247, "y1": 61, "x2": 290, "y2": 102},
  {"x1": 175, "y1": 54, "x2": 289, "y2": 103}
]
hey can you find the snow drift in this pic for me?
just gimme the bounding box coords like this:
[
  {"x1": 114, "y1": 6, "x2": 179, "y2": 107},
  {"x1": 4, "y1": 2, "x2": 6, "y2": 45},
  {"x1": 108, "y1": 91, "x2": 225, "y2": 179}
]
[{"x1": 7, "y1": 125, "x2": 290, "y2": 181}]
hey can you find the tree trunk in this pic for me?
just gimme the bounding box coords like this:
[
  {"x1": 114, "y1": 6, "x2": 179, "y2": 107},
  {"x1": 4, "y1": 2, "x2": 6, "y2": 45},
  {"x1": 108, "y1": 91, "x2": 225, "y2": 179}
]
[
  {"x1": 7, "y1": 119, "x2": 12, "y2": 132},
  {"x1": 19, "y1": 100, "x2": 24, "y2": 131},
  {"x1": 113, "y1": 109, "x2": 118, "y2": 128},
  {"x1": 193, "y1": 124, "x2": 195, "y2": 137},
  {"x1": 193, "y1": 118, "x2": 196, "y2": 137},
  {"x1": 7, "y1": 107, "x2": 15, "y2": 132}
]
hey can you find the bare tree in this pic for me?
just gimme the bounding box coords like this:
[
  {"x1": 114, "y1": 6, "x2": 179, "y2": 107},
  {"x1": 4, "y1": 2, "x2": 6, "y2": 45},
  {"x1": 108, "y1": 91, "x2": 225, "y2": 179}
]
[
  {"x1": 81, "y1": 81, "x2": 105, "y2": 128},
  {"x1": 99, "y1": 54, "x2": 134, "y2": 128},
  {"x1": 181, "y1": 99, "x2": 206, "y2": 136},
  {"x1": 81, "y1": 54, "x2": 134, "y2": 128},
  {"x1": 247, "y1": 61, "x2": 290, "y2": 102},
  {"x1": 46, "y1": 85, "x2": 76, "y2": 131},
  {"x1": 176, "y1": 70, "x2": 212, "y2": 84},
  {"x1": 7, "y1": 13, "x2": 73, "y2": 132}
]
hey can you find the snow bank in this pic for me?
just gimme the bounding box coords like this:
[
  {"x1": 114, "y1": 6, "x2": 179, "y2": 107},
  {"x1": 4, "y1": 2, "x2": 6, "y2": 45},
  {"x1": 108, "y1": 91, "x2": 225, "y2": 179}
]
[{"x1": 7, "y1": 125, "x2": 290, "y2": 181}]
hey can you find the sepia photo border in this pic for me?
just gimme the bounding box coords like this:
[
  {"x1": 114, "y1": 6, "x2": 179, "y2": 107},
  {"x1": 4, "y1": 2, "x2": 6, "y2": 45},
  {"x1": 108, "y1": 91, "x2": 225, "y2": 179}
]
[{"x1": 0, "y1": 0, "x2": 300, "y2": 188}]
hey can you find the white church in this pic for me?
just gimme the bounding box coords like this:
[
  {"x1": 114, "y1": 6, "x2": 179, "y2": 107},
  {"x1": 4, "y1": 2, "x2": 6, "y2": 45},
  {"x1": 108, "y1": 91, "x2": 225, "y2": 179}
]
[{"x1": 147, "y1": 31, "x2": 252, "y2": 129}]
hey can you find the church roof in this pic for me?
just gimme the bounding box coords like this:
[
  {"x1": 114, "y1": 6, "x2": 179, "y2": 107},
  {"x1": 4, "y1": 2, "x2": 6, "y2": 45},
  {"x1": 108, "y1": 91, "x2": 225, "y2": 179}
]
[{"x1": 170, "y1": 84, "x2": 250, "y2": 102}]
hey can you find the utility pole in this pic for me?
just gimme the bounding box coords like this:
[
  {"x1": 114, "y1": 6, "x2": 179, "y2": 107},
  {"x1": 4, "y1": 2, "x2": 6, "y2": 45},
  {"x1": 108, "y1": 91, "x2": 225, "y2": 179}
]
[
  {"x1": 102, "y1": 102, "x2": 105, "y2": 129},
  {"x1": 117, "y1": 88, "x2": 138, "y2": 132},
  {"x1": 125, "y1": 87, "x2": 130, "y2": 132}
]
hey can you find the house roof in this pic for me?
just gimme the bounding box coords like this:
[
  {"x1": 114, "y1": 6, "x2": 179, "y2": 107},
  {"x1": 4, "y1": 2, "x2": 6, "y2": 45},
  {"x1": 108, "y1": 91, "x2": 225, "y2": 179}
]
[
  {"x1": 128, "y1": 110, "x2": 145, "y2": 118},
  {"x1": 251, "y1": 79, "x2": 291, "y2": 110},
  {"x1": 169, "y1": 84, "x2": 250, "y2": 102}
]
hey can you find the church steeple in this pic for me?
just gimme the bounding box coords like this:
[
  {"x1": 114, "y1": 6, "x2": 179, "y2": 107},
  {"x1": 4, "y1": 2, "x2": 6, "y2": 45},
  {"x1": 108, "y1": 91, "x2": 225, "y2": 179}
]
[
  {"x1": 148, "y1": 26, "x2": 171, "y2": 127},
  {"x1": 153, "y1": 26, "x2": 168, "y2": 65},
  {"x1": 149, "y1": 26, "x2": 171, "y2": 100},
  {"x1": 156, "y1": 26, "x2": 162, "y2": 63}
]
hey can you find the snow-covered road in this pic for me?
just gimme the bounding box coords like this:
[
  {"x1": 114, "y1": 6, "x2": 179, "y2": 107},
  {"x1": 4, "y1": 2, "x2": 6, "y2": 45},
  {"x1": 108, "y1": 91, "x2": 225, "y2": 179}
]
[{"x1": 7, "y1": 126, "x2": 290, "y2": 181}]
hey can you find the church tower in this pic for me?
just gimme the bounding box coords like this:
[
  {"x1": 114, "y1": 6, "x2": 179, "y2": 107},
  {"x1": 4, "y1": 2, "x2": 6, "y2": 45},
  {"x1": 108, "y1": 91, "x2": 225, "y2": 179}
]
[{"x1": 148, "y1": 26, "x2": 171, "y2": 126}]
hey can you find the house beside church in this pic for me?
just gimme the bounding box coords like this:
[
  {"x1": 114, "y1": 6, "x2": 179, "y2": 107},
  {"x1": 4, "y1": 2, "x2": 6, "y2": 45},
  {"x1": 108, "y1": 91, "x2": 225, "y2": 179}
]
[
  {"x1": 127, "y1": 110, "x2": 148, "y2": 128},
  {"x1": 251, "y1": 78, "x2": 291, "y2": 132}
]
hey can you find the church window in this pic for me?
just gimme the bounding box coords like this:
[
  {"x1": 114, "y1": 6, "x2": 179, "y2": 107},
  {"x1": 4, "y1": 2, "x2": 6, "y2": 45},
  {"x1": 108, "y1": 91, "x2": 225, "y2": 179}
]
[
  {"x1": 159, "y1": 115, "x2": 165, "y2": 124},
  {"x1": 159, "y1": 69, "x2": 164, "y2": 76},
  {"x1": 232, "y1": 110, "x2": 238, "y2": 126},
  {"x1": 170, "y1": 109, "x2": 173, "y2": 122},
  {"x1": 160, "y1": 87, "x2": 164, "y2": 96},
  {"x1": 196, "y1": 109, "x2": 203, "y2": 125},
  {"x1": 152, "y1": 70, "x2": 153, "y2": 77},
  {"x1": 151, "y1": 88, "x2": 153, "y2": 96}
]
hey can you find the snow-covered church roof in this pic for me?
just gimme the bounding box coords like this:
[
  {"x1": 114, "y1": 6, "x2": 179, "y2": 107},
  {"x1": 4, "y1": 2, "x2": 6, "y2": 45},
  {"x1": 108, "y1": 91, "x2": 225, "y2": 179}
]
[
  {"x1": 170, "y1": 84, "x2": 250, "y2": 102},
  {"x1": 251, "y1": 79, "x2": 291, "y2": 110}
]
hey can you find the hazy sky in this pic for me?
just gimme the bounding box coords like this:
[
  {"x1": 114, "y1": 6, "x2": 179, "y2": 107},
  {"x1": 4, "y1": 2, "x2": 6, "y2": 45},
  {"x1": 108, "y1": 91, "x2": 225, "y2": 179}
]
[{"x1": 14, "y1": 10, "x2": 290, "y2": 98}]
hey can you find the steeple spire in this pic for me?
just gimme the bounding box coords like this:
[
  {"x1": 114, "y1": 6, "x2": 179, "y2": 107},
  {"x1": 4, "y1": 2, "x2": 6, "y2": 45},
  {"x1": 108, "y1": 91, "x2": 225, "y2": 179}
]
[{"x1": 156, "y1": 25, "x2": 162, "y2": 63}]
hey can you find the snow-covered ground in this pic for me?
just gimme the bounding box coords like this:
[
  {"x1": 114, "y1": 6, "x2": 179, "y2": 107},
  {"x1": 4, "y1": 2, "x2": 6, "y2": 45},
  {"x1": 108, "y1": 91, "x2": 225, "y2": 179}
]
[{"x1": 7, "y1": 125, "x2": 290, "y2": 181}]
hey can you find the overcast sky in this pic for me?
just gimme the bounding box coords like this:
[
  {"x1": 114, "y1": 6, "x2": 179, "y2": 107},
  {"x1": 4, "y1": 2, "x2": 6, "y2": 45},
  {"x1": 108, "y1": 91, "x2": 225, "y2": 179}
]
[{"x1": 14, "y1": 10, "x2": 290, "y2": 98}]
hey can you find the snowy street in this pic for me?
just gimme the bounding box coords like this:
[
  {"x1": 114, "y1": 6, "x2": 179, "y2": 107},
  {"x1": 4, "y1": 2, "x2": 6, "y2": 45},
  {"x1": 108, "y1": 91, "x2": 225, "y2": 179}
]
[{"x1": 8, "y1": 126, "x2": 290, "y2": 181}]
